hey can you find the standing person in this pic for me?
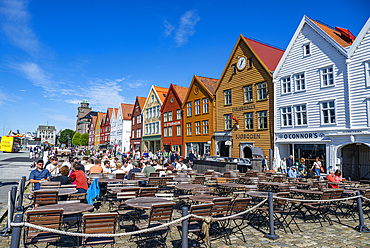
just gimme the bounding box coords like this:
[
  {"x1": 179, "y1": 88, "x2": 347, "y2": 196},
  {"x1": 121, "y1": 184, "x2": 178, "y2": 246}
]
[
  {"x1": 188, "y1": 150, "x2": 195, "y2": 167},
  {"x1": 313, "y1": 157, "x2": 322, "y2": 176},
  {"x1": 280, "y1": 157, "x2": 287, "y2": 174},
  {"x1": 262, "y1": 156, "x2": 268, "y2": 171},
  {"x1": 286, "y1": 155, "x2": 294, "y2": 171},
  {"x1": 70, "y1": 162, "x2": 88, "y2": 193},
  {"x1": 29, "y1": 147, "x2": 33, "y2": 159},
  {"x1": 29, "y1": 160, "x2": 51, "y2": 191}
]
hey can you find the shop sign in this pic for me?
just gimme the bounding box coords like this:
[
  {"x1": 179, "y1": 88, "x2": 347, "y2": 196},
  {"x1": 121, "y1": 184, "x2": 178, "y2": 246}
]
[
  {"x1": 235, "y1": 133, "x2": 261, "y2": 139},
  {"x1": 164, "y1": 121, "x2": 180, "y2": 127},
  {"x1": 232, "y1": 104, "x2": 255, "y2": 112},
  {"x1": 134, "y1": 141, "x2": 141, "y2": 144},
  {"x1": 277, "y1": 133, "x2": 325, "y2": 139},
  {"x1": 225, "y1": 140, "x2": 232, "y2": 145}
]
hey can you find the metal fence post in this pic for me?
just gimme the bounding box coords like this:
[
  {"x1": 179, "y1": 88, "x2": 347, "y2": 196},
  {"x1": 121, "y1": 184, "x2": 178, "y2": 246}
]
[
  {"x1": 16, "y1": 177, "x2": 26, "y2": 212},
  {"x1": 355, "y1": 191, "x2": 370, "y2": 232},
  {"x1": 264, "y1": 192, "x2": 279, "y2": 240},
  {"x1": 269, "y1": 149, "x2": 273, "y2": 170},
  {"x1": 10, "y1": 214, "x2": 23, "y2": 248},
  {"x1": 182, "y1": 207, "x2": 189, "y2": 248}
]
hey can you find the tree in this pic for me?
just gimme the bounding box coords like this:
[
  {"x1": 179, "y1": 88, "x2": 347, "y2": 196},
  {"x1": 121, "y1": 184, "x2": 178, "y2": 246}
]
[
  {"x1": 58, "y1": 129, "x2": 75, "y2": 145},
  {"x1": 72, "y1": 132, "x2": 81, "y2": 146},
  {"x1": 80, "y1": 133, "x2": 89, "y2": 146}
]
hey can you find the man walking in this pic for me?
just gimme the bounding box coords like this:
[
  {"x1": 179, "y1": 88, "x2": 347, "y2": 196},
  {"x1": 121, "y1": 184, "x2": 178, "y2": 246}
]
[{"x1": 286, "y1": 155, "x2": 294, "y2": 171}]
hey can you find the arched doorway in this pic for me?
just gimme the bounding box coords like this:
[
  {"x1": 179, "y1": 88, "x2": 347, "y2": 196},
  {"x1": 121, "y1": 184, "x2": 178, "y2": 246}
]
[
  {"x1": 219, "y1": 141, "x2": 230, "y2": 157},
  {"x1": 341, "y1": 143, "x2": 370, "y2": 180},
  {"x1": 243, "y1": 146, "x2": 252, "y2": 158}
]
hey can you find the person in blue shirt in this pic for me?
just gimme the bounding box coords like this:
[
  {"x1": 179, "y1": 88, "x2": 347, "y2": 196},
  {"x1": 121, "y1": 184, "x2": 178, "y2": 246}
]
[
  {"x1": 288, "y1": 166, "x2": 298, "y2": 178},
  {"x1": 29, "y1": 160, "x2": 51, "y2": 191}
]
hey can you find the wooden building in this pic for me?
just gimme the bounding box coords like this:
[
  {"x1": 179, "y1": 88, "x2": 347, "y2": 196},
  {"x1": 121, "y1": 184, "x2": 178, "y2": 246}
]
[
  {"x1": 88, "y1": 115, "x2": 97, "y2": 148},
  {"x1": 94, "y1": 112, "x2": 105, "y2": 149},
  {"x1": 130, "y1": 96, "x2": 147, "y2": 153},
  {"x1": 182, "y1": 75, "x2": 218, "y2": 157},
  {"x1": 160, "y1": 84, "x2": 188, "y2": 157},
  {"x1": 100, "y1": 108, "x2": 113, "y2": 148},
  {"x1": 214, "y1": 35, "x2": 284, "y2": 159}
]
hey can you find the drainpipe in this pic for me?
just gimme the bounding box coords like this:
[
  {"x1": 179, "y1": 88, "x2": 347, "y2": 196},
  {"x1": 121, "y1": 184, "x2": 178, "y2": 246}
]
[{"x1": 346, "y1": 58, "x2": 352, "y2": 129}]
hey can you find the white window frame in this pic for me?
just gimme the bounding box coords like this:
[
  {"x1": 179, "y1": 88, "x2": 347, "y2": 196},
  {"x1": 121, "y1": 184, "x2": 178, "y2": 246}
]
[
  {"x1": 168, "y1": 126, "x2": 173, "y2": 137},
  {"x1": 295, "y1": 72, "x2": 306, "y2": 92},
  {"x1": 320, "y1": 65, "x2": 335, "y2": 87},
  {"x1": 155, "y1": 122, "x2": 159, "y2": 133},
  {"x1": 367, "y1": 98, "x2": 370, "y2": 127},
  {"x1": 145, "y1": 124, "x2": 148, "y2": 135},
  {"x1": 244, "y1": 112, "x2": 253, "y2": 130},
  {"x1": 195, "y1": 100, "x2": 201, "y2": 115},
  {"x1": 186, "y1": 102, "x2": 192, "y2": 116},
  {"x1": 168, "y1": 111, "x2": 173, "y2": 122},
  {"x1": 132, "y1": 130, "x2": 135, "y2": 138},
  {"x1": 224, "y1": 89, "x2": 232, "y2": 105},
  {"x1": 225, "y1": 114, "x2": 232, "y2": 130},
  {"x1": 365, "y1": 61, "x2": 370, "y2": 88},
  {"x1": 203, "y1": 98, "x2": 209, "y2": 113},
  {"x1": 295, "y1": 104, "x2": 307, "y2": 126},
  {"x1": 163, "y1": 127, "x2": 168, "y2": 137},
  {"x1": 137, "y1": 129, "x2": 141, "y2": 138},
  {"x1": 151, "y1": 95, "x2": 154, "y2": 103},
  {"x1": 132, "y1": 117, "x2": 135, "y2": 125},
  {"x1": 281, "y1": 76, "x2": 291, "y2": 94},
  {"x1": 163, "y1": 112, "x2": 168, "y2": 123},
  {"x1": 177, "y1": 109, "x2": 181, "y2": 120},
  {"x1": 303, "y1": 42, "x2": 311, "y2": 57},
  {"x1": 321, "y1": 100, "x2": 336, "y2": 124},
  {"x1": 281, "y1": 106, "x2": 293, "y2": 127},
  {"x1": 186, "y1": 123, "x2": 191, "y2": 136},
  {"x1": 177, "y1": 125, "x2": 181, "y2": 136},
  {"x1": 195, "y1": 121, "x2": 201, "y2": 135},
  {"x1": 244, "y1": 85, "x2": 253, "y2": 103},
  {"x1": 203, "y1": 120, "x2": 209, "y2": 134}
]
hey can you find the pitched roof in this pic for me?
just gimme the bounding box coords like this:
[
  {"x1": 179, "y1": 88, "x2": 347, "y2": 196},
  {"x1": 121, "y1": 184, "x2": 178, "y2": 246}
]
[
  {"x1": 114, "y1": 108, "x2": 119, "y2": 118},
  {"x1": 120, "y1": 103, "x2": 134, "y2": 120},
  {"x1": 153, "y1": 86, "x2": 168, "y2": 104},
  {"x1": 99, "y1": 113, "x2": 106, "y2": 125},
  {"x1": 90, "y1": 116, "x2": 97, "y2": 128},
  {"x1": 311, "y1": 19, "x2": 354, "y2": 47},
  {"x1": 173, "y1": 85, "x2": 189, "y2": 103},
  {"x1": 348, "y1": 17, "x2": 370, "y2": 57},
  {"x1": 244, "y1": 37, "x2": 285, "y2": 72},
  {"x1": 137, "y1": 97, "x2": 147, "y2": 110},
  {"x1": 196, "y1": 76, "x2": 218, "y2": 94}
]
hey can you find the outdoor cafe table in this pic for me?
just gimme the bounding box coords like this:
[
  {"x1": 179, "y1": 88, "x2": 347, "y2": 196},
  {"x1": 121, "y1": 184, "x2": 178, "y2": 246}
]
[
  {"x1": 109, "y1": 186, "x2": 141, "y2": 193},
  {"x1": 97, "y1": 178, "x2": 123, "y2": 183},
  {"x1": 245, "y1": 191, "x2": 276, "y2": 198},
  {"x1": 33, "y1": 188, "x2": 78, "y2": 197},
  {"x1": 174, "y1": 183, "x2": 208, "y2": 191},
  {"x1": 34, "y1": 202, "x2": 94, "y2": 215},
  {"x1": 189, "y1": 195, "x2": 219, "y2": 204},
  {"x1": 125, "y1": 197, "x2": 172, "y2": 209},
  {"x1": 218, "y1": 183, "x2": 246, "y2": 195},
  {"x1": 294, "y1": 181, "x2": 313, "y2": 189}
]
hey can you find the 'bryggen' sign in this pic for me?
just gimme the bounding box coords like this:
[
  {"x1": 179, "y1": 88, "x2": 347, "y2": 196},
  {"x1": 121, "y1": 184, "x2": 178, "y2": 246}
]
[{"x1": 164, "y1": 121, "x2": 180, "y2": 127}]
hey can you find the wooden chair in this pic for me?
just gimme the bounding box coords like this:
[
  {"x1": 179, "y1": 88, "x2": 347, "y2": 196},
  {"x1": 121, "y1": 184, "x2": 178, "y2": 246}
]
[
  {"x1": 115, "y1": 173, "x2": 125, "y2": 180},
  {"x1": 160, "y1": 177, "x2": 174, "y2": 189},
  {"x1": 149, "y1": 172, "x2": 160, "y2": 177},
  {"x1": 40, "y1": 181, "x2": 61, "y2": 189},
  {"x1": 148, "y1": 177, "x2": 161, "y2": 187},
  {"x1": 24, "y1": 209, "x2": 63, "y2": 247},
  {"x1": 139, "y1": 187, "x2": 158, "y2": 197},
  {"x1": 33, "y1": 191, "x2": 58, "y2": 207},
  {"x1": 116, "y1": 191, "x2": 138, "y2": 230},
  {"x1": 227, "y1": 198, "x2": 252, "y2": 243},
  {"x1": 210, "y1": 197, "x2": 233, "y2": 244},
  {"x1": 303, "y1": 189, "x2": 334, "y2": 227},
  {"x1": 82, "y1": 213, "x2": 118, "y2": 247},
  {"x1": 131, "y1": 173, "x2": 146, "y2": 180},
  {"x1": 68, "y1": 193, "x2": 87, "y2": 202},
  {"x1": 135, "y1": 203, "x2": 176, "y2": 247},
  {"x1": 193, "y1": 176, "x2": 205, "y2": 184}
]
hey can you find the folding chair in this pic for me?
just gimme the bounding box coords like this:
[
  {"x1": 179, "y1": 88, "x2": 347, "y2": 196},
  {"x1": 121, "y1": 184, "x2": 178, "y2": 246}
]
[
  {"x1": 40, "y1": 181, "x2": 61, "y2": 189},
  {"x1": 117, "y1": 191, "x2": 138, "y2": 230},
  {"x1": 82, "y1": 213, "x2": 118, "y2": 247},
  {"x1": 135, "y1": 203, "x2": 175, "y2": 247},
  {"x1": 24, "y1": 209, "x2": 64, "y2": 248},
  {"x1": 33, "y1": 190, "x2": 58, "y2": 207},
  {"x1": 210, "y1": 197, "x2": 232, "y2": 245},
  {"x1": 303, "y1": 189, "x2": 334, "y2": 227},
  {"x1": 148, "y1": 177, "x2": 161, "y2": 187},
  {"x1": 193, "y1": 176, "x2": 205, "y2": 184},
  {"x1": 226, "y1": 198, "x2": 252, "y2": 243},
  {"x1": 139, "y1": 187, "x2": 158, "y2": 197},
  {"x1": 149, "y1": 172, "x2": 160, "y2": 177}
]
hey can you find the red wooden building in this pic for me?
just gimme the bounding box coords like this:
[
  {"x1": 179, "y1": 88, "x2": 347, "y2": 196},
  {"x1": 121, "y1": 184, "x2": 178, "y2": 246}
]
[
  {"x1": 100, "y1": 108, "x2": 113, "y2": 147},
  {"x1": 130, "y1": 96, "x2": 147, "y2": 153}
]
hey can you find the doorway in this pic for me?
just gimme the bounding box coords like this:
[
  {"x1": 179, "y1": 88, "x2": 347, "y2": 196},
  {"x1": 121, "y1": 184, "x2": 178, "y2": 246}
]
[
  {"x1": 219, "y1": 141, "x2": 230, "y2": 157},
  {"x1": 341, "y1": 143, "x2": 370, "y2": 180},
  {"x1": 243, "y1": 146, "x2": 252, "y2": 158}
]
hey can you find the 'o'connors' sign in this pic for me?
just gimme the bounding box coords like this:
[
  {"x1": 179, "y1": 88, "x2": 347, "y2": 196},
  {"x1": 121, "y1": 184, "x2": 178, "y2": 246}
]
[{"x1": 277, "y1": 133, "x2": 325, "y2": 139}]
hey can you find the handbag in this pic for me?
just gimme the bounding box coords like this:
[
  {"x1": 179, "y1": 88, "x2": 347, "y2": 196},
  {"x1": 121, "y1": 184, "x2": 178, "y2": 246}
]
[{"x1": 320, "y1": 166, "x2": 324, "y2": 173}]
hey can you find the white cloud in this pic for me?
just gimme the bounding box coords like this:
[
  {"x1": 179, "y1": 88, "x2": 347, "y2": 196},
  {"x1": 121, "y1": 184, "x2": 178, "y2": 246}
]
[
  {"x1": 163, "y1": 20, "x2": 175, "y2": 37},
  {"x1": 19, "y1": 89, "x2": 26, "y2": 91},
  {"x1": 175, "y1": 10, "x2": 200, "y2": 47},
  {"x1": 0, "y1": 0, "x2": 39, "y2": 54},
  {"x1": 64, "y1": 99, "x2": 80, "y2": 105},
  {"x1": 48, "y1": 114, "x2": 75, "y2": 124},
  {"x1": 17, "y1": 62, "x2": 56, "y2": 93},
  {"x1": 0, "y1": 89, "x2": 21, "y2": 105}
]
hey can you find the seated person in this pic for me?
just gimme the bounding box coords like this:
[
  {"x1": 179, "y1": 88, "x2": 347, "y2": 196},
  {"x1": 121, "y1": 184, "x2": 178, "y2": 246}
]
[
  {"x1": 102, "y1": 160, "x2": 112, "y2": 173},
  {"x1": 327, "y1": 170, "x2": 339, "y2": 189},
  {"x1": 89, "y1": 159, "x2": 103, "y2": 174},
  {"x1": 143, "y1": 161, "x2": 156, "y2": 177},
  {"x1": 70, "y1": 162, "x2": 88, "y2": 193},
  {"x1": 334, "y1": 169, "x2": 342, "y2": 182},
  {"x1": 51, "y1": 166, "x2": 70, "y2": 185},
  {"x1": 165, "y1": 161, "x2": 174, "y2": 172},
  {"x1": 45, "y1": 156, "x2": 60, "y2": 177},
  {"x1": 29, "y1": 159, "x2": 51, "y2": 191},
  {"x1": 127, "y1": 162, "x2": 141, "y2": 180},
  {"x1": 288, "y1": 166, "x2": 297, "y2": 178},
  {"x1": 113, "y1": 162, "x2": 125, "y2": 174}
]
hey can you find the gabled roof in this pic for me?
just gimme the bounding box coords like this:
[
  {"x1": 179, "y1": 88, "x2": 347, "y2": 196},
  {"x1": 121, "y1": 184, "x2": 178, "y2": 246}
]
[
  {"x1": 107, "y1": 108, "x2": 114, "y2": 119},
  {"x1": 161, "y1": 84, "x2": 189, "y2": 112},
  {"x1": 90, "y1": 116, "x2": 97, "y2": 129},
  {"x1": 153, "y1": 86, "x2": 168, "y2": 104},
  {"x1": 113, "y1": 108, "x2": 119, "y2": 119},
  {"x1": 137, "y1": 97, "x2": 147, "y2": 110},
  {"x1": 348, "y1": 17, "x2": 370, "y2": 57},
  {"x1": 181, "y1": 75, "x2": 218, "y2": 109},
  {"x1": 311, "y1": 19, "x2": 354, "y2": 48},
  {"x1": 273, "y1": 15, "x2": 351, "y2": 79},
  {"x1": 100, "y1": 113, "x2": 107, "y2": 126},
  {"x1": 120, "y1": 103, "x2": 134, "y2": 120}
]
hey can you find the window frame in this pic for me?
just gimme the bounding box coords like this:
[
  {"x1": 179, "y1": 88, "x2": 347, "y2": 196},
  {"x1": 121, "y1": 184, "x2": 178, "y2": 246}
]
[
  {"x1": 295, "y1": 104, "x2": 308, "y2": 126},
  {"x1": 186, "y1": 123, "x2": 191, "y2": 136},
  {"x1": 281, "y1": 106, "x2": 293, "y2": 127},
  {"x1": 163, "y1": 127, "x2": 168, "y2": 137},
  {"x1": 186, "y1": 102, "x2": 192, "y2": 117},
  {"x1": 321, "y1": 100, "x2": 336, "y2": 125},
  {"x1": 303, "y1": 42, "x2": 311, "y2": 57},
  {"x1": 244, "y1": 112, "x2": 253, "y2": 130},
  {"x1": 203, "y1": 120, "x2": 209, "y2": 134},
  {"x1": 151, "y1": 95, "x2": 154, "y2": 103},
  {"x1": 365, "y1": 61, "x2": 370, "y2": 88},
  {"x1": 168, "y1": 126, "x2": 173, "y2": 137},
  {"x1": 257, "y1": 82, "x2": 267, "y2": 100},
  {"x1": 195, "y1": 100, "x2": 201, "y2": 115},
  {"x1": 281, "y1": 76, "x2": 291, "y2": 94},
  {"x1": 224, "y1": 89, "x2": 232, "y2": 105},
  {"x1": 203, "y1": 98, "x2": 209, "y2": 113},
  {"x1": 163, "y1": 112, "x2": 168, "y2": 123},
  {"x1": 168, "y1": 111, "x2": 173, "y2": 122},
  {"x1": 195, "y1": 121, "x2": 201, "y2": 135},
  {"x1": 177, "y1": 109, "x2": 181, "y2": 120},
  {"x1": 243, "y1": 85, "x2": 253, "y2": 103},
  {"x1": 225, "y1": 114, "x2": 232, "y2": 130},
  {"x1": 177, "y1": 125, "x2": 181, "y2": 136},
  {"x1": 320, "y1": 65, "x2": 335, "y2": 87},
  {"x1": 294, "y1": 72, "x2": 306, "y2": 92},
  {"x1": 257, "y1": 110, "x2": 268, "y2": 129}
]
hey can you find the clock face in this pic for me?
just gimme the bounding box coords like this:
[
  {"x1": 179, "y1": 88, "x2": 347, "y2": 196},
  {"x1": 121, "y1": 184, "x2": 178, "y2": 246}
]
[{"x1": 237, "y1": 57, "x2": 247, "y2": 70}]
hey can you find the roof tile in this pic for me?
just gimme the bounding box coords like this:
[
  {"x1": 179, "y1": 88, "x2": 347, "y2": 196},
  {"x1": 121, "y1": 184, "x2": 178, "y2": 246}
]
[
  {"x1": 120, "y1": 103, "x2": 134, "y2": 120},
  {"x1": 154, "y1": 86, "x2": 168, "y2": 103},
  {"x1": 311, "y1": 19, "x2": 354, "y2": 48},
  {"x1": 196, "y1": 76, "x2": 218, "y2": 94},
  {"x1": 173, "y1": 85, "x2": 189, "y2": 103}
]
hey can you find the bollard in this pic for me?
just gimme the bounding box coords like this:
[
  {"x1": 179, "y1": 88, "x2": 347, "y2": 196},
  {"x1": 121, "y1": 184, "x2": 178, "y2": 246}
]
[
  {"x1": 181, "y1": 207, "x2": 189, "y2": 248},
  {"x1": 9, "y1": 186, "x2": 17, "y2": 224},
  {"x1": 355, "y1": 191, "x2": 370, "y2": 232},
  {"x1": 264, "y1": 192, "x2": 279, "y2": 240},
  {"x1": 10, "y1": 214, "x2": 23, "y2": 248},
  {"x1": 16, "y1": 177, "x2": 26, "y2": 212}
]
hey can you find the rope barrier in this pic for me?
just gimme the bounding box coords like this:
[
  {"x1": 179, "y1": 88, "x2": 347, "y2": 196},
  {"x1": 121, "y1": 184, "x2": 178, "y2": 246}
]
[
  {"x1": 362, "y1": 196, "x2": 370, "y2": 201},
  {"x1": 272, "y1": 195, "x2": 361, "y2": 203}
]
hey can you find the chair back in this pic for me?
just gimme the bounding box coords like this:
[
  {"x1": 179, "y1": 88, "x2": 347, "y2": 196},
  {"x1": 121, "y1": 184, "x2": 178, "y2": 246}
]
[
  {"x1": 331, "y1": 189, "x2": 344, "y2": 199},
  {"x1": 115, "y1": 173, "x2": 125, "y2": 180},
  {"x1": 212, "y1": 197, "x2": 232, "y2": 217},
  {"x1": 217, "y1": 177, "x2": 227, "y2": 184},
  {"x1": 223, "y1": 172, "x2": 231, "y2": 178},
  {"x1": 148, "y1": 203, "x2": 175, "y2": 226},
  {"x1": 121, "y1": 187, "x2": 140, "y2": 196},
  {"x1": 139, "y1": 187, "x2": 158, "y2": 197},
  {"x1": 278, "y1": 184, "x2": 290, "y2": 192},
  {"x1": 90, "y1": 173, "x2": 103, "y2": 179},
  {"x1": 82, "y1": 213, "x2": 118, "y2": 234},
  {"x1": 205, "y1": 171, "x2": 213, "y2": 176},
  {"x1": 161, "y1": 177, "x2": 173, "y2": 186},
  {"x1": 321, "y1": 189, "x2": 334, "y2": 200},
  {"x1": 40, "y1": 181, "x2": 61, "y2": 189},
  {"x1": 117, "y1": 191, "x2": 137, "y2": 201},
  {"x1": 274, "y1": 192, "x2": 290, "y2": 205},
  {"x1": 229, "y1": 198, "x2": 251, "y2": 214},
  {"x1": 193, "y1": 176, "x2": 205, "y2": 184},
  {"x1": 131, "y1": 173, "x2": 146, "y2": 180},
  {"x1": 148, "y1": 177, "x2": 161, "y2": 187},
  {"x1": 69, "y1": 193, "x2": 87, "y2": 201},
  {"x1": 273, "y1": 177, "x2": 283, "y2": 183},
  {"x1": 149, "y1": 172, "x2": 160, "y2": 177},
  {"x1": 33, "y1": 191, "x2": 58, "y2": 206},
  {"x1": 189, "y1": 203, "x2": 213, "y2": 222}
]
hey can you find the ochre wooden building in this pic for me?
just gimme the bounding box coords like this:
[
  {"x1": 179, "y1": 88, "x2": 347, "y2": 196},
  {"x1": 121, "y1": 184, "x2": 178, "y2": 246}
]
[
  {"x1": 214, "y1": 35, "x2": 284, "y2": 159},
  {"x1": 182, "y1": 75, "x2": 218, "y2": 157},
  {"x1": 160, "y1": 84, "x2": 188, "y2": 157}
]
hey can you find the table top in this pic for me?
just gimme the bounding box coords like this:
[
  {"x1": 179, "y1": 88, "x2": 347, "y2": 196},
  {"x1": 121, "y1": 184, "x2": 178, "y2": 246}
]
[
  {"x1": 218, "y1": 183, "x2": 246, "y2": 188},
  {"x1": 349, "y1": 187, "x2": 370, "y2": 192},
  {"x1": 174, "y1": 183, "x2": 208, "y2": 191},
  {"x1": 125, "y1": 197, "x2": 172, "y2": 209},
  {"x1": 97, "y1": 178, "x2": 123, "y2": 183},
  {"x1": 109, "y1": 187, "x2": 141, "y2": 193},
  {"x1": 34, "y1": 202, "x2": 93, "y2": 215},
  {"x1": 259, "y1": 182, "x2": 286, "y2": 186},
  {"x1": 294, "y1": 182, "x2": 314, "y2": 185},
  {"x1": 34, "y1": 188, "x2": 78, "y2": 196},
  {"x1": 291, "y1": 189, "x2": 323, "y2": 195},
  {"x1": 245, "y1": 191, "x2": 276, "y2": 198},
  {"x1": 189, "y1": 195, "x2": 219, "y2": 203}
]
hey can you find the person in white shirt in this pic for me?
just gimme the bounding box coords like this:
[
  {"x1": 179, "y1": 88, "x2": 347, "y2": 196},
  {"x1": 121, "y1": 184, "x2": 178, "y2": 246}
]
[
  {"x1": 180, "y1": 161, "x2": 188, "y2": 171},
  {"x1": 175, "y1": 160, "x2": 182, "y2": 171},
  {"x1": 45, "y1": 157, "x2": 60, "y2": 177},
  {"x1": 61, "y1": 157, "x2": 71, "y2": 170},
  {"x1": 102, "y1": 160, "x2": 112, "y2": 173},
  {"x1": 84, "y1": 158, "x2": 94, "y2": 173},
  {"x1": 113, "y1": 162, "x2": 125, "y2": 174}
]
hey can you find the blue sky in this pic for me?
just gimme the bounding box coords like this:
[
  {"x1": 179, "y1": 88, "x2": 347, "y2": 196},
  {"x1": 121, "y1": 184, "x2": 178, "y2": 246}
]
[{"x1": 0, "y1": 0, "x2": 369, "y2": 134}]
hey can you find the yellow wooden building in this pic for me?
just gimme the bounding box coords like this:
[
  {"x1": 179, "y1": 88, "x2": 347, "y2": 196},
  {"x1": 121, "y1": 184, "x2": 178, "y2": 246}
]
[{"x1": 94, "y1": 112, "x2": 105, "y2": 150}]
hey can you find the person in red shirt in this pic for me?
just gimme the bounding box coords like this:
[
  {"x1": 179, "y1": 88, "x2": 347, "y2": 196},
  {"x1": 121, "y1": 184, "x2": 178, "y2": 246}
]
[
  {"x1": 70, "y1": 162, "x2": 88, "y2": 193},
  {"x1": 326, "y1": 170, "x2": 339, "y2": 189}
]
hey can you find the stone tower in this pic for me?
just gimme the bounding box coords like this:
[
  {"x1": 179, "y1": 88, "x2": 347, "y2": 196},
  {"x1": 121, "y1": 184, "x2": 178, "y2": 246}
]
[{"x1": 76, "y1": 99, "x2": 92, "y2": 133}]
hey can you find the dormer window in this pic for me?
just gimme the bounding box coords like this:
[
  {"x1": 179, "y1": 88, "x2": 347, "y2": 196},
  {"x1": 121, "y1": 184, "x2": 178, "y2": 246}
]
[
  {"x1": 151, "y1": 95, "x2": 154, "y2": 103},
  {"x1": 303, "y1": 43, "x2": 310, "y2": 56}
]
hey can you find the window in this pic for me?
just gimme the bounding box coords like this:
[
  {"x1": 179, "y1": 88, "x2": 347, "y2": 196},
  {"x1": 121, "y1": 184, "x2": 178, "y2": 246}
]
[
  {"x1": 225, "y1": 114, "x2": 232, "y2": 130},
  {"x1": 195, "y1": 121, "x2": 201, "y2": 135},
  {"x1": 137, "y1": 129, "x2": 141, "y2": 138},
  {"x1": 296, "y1": 104, "x2": 307, "y2": 125},
  {"x1": 155, "y1": 122, "x2": 159, "y2": 133},
  {"x1": 322, "y1": 101, "x2": 335, "y2": 124},
  {"x1": 281, "y1": 107, "x2": 292, "y2": 127},
  {"x1": 232, "y1": 64, "x2": 236, "y2": 74},
  {"x1": 203, "y1": 98, "x2": 209, "y2": 113},
  {"x1": 132, "y1": 130, "x2": 135, "y2": 138},
  {"x1": 295, "y1": 73, "x2": 305, "y2": 91},
  {"x1": 157, "y1": 106, "x2": 160, "y2": 117},
  {"x1": 132, "y1": 117, "x2": 135, "y2": 125},
  {"x1": 177, "y1": 109, "x2": 181, "y2": 120},
  {"x1": 303, "y1": 43, "x2": 310, "y2": 56},
  {"x1": 168, "y1": 126, "x2": 173, "y2": 137},
  {"x1": 168, "y1": 111, "x2": 173, "y2": 121},
  {"x1": 164, "y1": 127, "x2": 168, "y2": 137},
  {"x1": 366, "y1": 62, "x2": 370, "y2": 87},
  {"x1": 145, "y1": 124, "x2": 148, "y2": 135},
  {"x1": 137, "y1": 115, "x2": 141, "y2": 124},
  {"x1": 248, "y1": 58, "x2": 252, "y2": 68},
  {"x1": 186, "y1": 123, "x2": 191, "y2": 135},
  {"x1": 245, "y1": 113, "x2": 253, "y2": 130},
  {"x1": 149, "y1": 108, "x2": 152, "y2": 119},
  {"x1": 203, "y1": 120, "x2": 209, "y2": 134},
  {"x1": 148, "y1": 124, "x2": 152, "y2": 134},
  {"x1": 258, "y1": 111, "x2": 268, "y2": 129},
  {"x1": 244, "y1": 85, "x2": 253, "y2": 103},
  {"x1": 195, "y1": 100, "x2": 201, "y2": 114},
  {"x1": 177, "y1": 125, "x2": 181, "y2": 136},
  {"x1": 186, "y1": 102, "x2": 192, "y2": 116},
  {"x1": 151, "y1": 95, "x2": 154, "y2": 103},
  {"x1": 224, "y1": 89, "x2": 232, "y2": 105},
  {"x1": 257, "y1": 82, "x2": 267, "y2": 100},
  {"x1": 281, "y1": 77, "x2": 291, "y2": 94},
  {"x1": 163, "y1": 112, "x2": 168, "y2": 122},
  {"x1": 321, "y1": 66, "x2": 334, "y2": 86}
]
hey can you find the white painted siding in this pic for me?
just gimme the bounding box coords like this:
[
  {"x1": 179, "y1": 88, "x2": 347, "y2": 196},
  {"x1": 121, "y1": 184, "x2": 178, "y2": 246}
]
[
  {"x1": 349, "y1": 28, "x2": 370, "y2": 128},
  {"x1": 275, "y1": 23, "x2": 348, "y2": 132}
]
